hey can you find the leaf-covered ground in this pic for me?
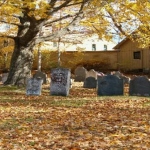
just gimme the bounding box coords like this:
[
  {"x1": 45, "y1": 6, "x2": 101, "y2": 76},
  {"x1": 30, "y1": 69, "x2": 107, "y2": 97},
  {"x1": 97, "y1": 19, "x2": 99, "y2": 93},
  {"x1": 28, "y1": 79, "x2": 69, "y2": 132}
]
[{"x1": 0, "y1": 82, "x2": 150, "y2": 150}]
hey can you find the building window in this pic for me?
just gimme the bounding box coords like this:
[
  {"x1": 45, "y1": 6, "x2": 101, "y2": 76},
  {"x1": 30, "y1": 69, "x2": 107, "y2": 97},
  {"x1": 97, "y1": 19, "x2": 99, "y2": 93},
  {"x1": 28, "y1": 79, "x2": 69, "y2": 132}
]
[
  {"x1": 133, "y1": 51, "x2": 141, "y2": 59},
  {"x1": 53, "y1": 42, "x2": 57, "y2": 47},
  {"x1": 92, "y1": 44, "x2": 96, "y2": 51},
  {"x1": 104, "y1": 44, "x2": 107, "y2": 51},
  {"x1": 129, "y1": 0, "x2": 136, "y2": 2}
]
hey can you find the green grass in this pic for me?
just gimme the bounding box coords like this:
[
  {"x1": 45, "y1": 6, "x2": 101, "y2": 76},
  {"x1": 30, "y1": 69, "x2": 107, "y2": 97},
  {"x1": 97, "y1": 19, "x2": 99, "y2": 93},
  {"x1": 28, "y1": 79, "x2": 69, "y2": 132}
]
[{"x1": 0, "y1": 85, "x2": 19, "y2": 91}]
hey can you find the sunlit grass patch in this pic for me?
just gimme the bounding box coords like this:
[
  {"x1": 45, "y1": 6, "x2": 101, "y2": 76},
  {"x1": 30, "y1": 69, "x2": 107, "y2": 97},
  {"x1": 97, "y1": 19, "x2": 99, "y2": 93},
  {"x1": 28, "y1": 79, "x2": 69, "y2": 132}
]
[
  {"x1": 0, "y1": 85, "x2": 19, "y2": 91},
  {"x1": 49, "y1": 99, "x2": 90, "y2": 107}
]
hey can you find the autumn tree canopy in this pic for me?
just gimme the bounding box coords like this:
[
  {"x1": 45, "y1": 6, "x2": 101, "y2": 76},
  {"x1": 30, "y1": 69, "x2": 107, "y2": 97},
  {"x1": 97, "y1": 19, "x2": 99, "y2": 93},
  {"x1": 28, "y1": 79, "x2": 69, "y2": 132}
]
[{"x1": 0, "y1": 0, "x2": 150, "y2": 85}]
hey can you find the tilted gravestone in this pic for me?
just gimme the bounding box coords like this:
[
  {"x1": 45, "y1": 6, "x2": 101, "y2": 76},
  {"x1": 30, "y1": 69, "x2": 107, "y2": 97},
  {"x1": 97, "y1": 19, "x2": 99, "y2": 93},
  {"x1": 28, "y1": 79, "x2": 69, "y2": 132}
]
[
  {"x1": 50, "y1": 68, "x2": 71, "y2": 96},
  {"x1": 86, "y1": 69, "x2": 98, "y2": 79},
  {"x1": 83, "y1": 77, "x2": 97, "y2": 88},
  {"x1": 97, "y1": 75, "x2": 124, "y2": 96},
  {"x1": 129, "y1": 76, "x2": 150, "y2": 96},
  {"x1": 74, "y1": 66, "x2": 87, "y2": 82},
  {"x1": 26, "y1": 78, "x2": 43, "y2": 95},
  {"x1": 33, "y1": 71, "x2": 47, "y2": 84}
]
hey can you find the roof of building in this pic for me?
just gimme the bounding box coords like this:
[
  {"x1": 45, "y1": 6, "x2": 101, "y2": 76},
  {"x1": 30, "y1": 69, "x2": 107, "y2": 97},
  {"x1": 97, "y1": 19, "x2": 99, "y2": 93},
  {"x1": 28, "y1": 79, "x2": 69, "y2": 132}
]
[{"x1": 113, "y1": 38, "x2": 129, "y2": 49}]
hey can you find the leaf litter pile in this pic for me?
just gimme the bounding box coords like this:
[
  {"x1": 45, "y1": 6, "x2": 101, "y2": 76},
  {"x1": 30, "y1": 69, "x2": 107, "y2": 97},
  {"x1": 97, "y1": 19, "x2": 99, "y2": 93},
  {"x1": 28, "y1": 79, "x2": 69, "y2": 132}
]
[{"x1": 0, "y1": 82, "x2": 150, "y2": 150}]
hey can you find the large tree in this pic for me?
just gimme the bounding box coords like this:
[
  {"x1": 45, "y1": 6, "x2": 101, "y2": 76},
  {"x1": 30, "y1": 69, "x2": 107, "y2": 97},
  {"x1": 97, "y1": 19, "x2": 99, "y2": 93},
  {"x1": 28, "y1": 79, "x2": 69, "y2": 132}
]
[
  {"x1": 0, "y1": 0, "x2": 90, "y2": 85},
  {"x1": 0, "y1": 0, "x2": 150, "y2": 85}
]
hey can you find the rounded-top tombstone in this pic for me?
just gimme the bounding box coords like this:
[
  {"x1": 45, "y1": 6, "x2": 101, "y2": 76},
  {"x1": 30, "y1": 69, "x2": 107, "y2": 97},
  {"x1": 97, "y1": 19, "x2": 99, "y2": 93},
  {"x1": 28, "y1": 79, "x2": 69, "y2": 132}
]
[
  {"x1": 74, "y1": 66, "x2": 87, "y2": 82},
  {"x1": 97, "y1": 74, "x2": 124, "y2": 96}
]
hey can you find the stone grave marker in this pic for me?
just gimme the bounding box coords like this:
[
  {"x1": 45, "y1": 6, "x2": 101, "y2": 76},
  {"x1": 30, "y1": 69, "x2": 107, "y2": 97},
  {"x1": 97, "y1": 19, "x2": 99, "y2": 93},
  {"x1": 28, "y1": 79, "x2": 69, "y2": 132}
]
[
  {"x1": 86, "y1": 69, "x2": 98, "y2": 79},
  {"x1": 33, "y1": 71, "x2": 47, "y2": 84},
  {"x1": 0, "y1": 74, "x2": 2, "y2": 82},
  {"x1": 2, "y1": 73, "x2": 8, "y2": 84},
  {"x1": 74, "y1": 66, "x2": 87, "y2": 82},
  {"x1": 50, "y1": 68, "x2": 71, "y2": 96},
  {"x1": 129, "y1": 76, "x2": 150, "y2": 96},
  {"x1": 83, "y1": 77, "x2": 97, "y2": 88},
  {"x1": 97, "y1": 74, "x2": 124, "y2": 96},
  {"x1": 26, "y1": 78, "x2": 43, "y2": 96},
  {"x1": 112, "y1": 71, "x2": 130, "y2": 84}
]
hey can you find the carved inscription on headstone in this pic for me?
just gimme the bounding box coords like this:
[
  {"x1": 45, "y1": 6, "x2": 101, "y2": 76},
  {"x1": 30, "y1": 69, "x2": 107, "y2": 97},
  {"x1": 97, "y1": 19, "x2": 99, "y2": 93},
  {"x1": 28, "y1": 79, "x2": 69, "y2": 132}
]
[
  {"x1": 97, "y1": 75, "x2": 124, "y2": 96},
  {"x1": 26, "y1": 78, "x2": 43, "y2": 95},
  {"x1": 50, "y1": 68, "x2": 71, "y2": 96},
  {"x1": 129, "y1": 76, "x2": 150, "y2": 96}
]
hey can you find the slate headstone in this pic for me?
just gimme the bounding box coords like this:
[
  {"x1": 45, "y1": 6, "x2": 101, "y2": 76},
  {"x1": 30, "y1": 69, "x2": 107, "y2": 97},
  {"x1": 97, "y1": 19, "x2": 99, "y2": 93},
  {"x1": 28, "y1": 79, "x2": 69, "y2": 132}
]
[
  {"x1": 83, "y1": 77, "x2": 97, "y2": 88},
  {"x1": 33, "y1": 71, "x2": 47, "y2": 84},
  {"x1": 86, "y1": 69, "x2": 98, "y2": 79},
  {"x1": 97, "y1": 75, "x2": 124, "y2": 96},
  {"x1": 50, "y1": 68, "x2": 71, "y2": 96},
  {"x1": 129, "y1": 76, "x2": 150, "y2": 96},
  {"x1": 26, "y1": 78, "x2": 43, "y2": 95},
  {"x1": 74, "y1": 66, "x2": 87, "y2": 82}
]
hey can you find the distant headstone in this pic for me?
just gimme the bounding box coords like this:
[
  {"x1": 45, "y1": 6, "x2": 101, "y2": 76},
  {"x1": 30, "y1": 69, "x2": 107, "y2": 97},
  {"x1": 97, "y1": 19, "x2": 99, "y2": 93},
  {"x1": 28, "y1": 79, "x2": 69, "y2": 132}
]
[
  {"x1": 97, "y1": 75, "x2": 124, "y2": 96},
  {"x1": 74, "y1": 67, "x2": 87, "y2": 82},
  {"x1": 2, "y1": 73, "x2": 8, "y2": 84},
  {"x1": 129, "y1": 76, "x2": 150, "y2": 96},
  {"x1": 26, "y1": 78, "x2": 43, "y2": 95},
  {"x1": 83, "y1": 77, "x2": 97, "y2": 88},
  {"x1": 111, "y1": 71, "x2": 130, "y2": 84},
  {"x1": 86, "y1": 69, "x2": 98, "y2": 79},
  {"x1": 0, "y1": 74, "x2": 2, "y2": 82},
  {"x1": 50, "y1": 68, "x2": 71, "y2": 96},
  {"x1": 33, "y1": 71, "x2": 47, "y2": 84},
  {"x1": 111, "y1": 71, "x2": 122, "y2": 77}
]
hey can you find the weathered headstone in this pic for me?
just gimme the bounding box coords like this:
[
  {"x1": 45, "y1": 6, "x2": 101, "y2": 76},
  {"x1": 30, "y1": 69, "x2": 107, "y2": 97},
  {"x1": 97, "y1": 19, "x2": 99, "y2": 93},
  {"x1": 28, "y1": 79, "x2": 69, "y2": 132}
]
[
  {"x1": 74, "y1": 66, "x2": 87, "y2": 82},
  {"x1": 26, "y1": 78, "x2": 43, "y2": 95},
  {"x1": 97, "y1": 75, "x2": 124, "y2": 96},
  {"x1": 33, "y1": 71, "x2": 47, "y2": 84},
  {"x1": 129, "y1": 76, "x2": 150, "y2": 96},
  {"x1": 0, "y1": 74, "x2": 2, "y2": 82},
  {"x1": 50, "y1": 68, "x2": 71, "y2": 96},
  {"x1": 86, "y1": 69, "x2": 98, "y2": 79},
  {"x1": 111, "y1": 71, "x2": 130, "y2": 84},
  {"x1": 83, "y1": 77, "x2": 97, "y2": 88},
  {"x1": 2, "y1": 73, "x2": 8, "y2": 84}
]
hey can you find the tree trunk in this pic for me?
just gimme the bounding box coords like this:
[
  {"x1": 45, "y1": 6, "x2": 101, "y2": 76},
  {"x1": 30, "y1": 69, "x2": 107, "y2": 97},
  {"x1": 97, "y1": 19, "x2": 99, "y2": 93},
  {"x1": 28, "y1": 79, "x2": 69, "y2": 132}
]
[{"x1": 4, "y1": 46, "x2": 33, "y2": 85}]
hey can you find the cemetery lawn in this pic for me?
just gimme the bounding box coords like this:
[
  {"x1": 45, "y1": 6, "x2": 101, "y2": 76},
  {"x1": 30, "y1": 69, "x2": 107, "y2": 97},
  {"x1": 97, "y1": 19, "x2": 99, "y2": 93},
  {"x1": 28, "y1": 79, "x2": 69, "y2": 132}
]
[{"x1": 0, "y1": 83, "x2": 150, "y2": 149}]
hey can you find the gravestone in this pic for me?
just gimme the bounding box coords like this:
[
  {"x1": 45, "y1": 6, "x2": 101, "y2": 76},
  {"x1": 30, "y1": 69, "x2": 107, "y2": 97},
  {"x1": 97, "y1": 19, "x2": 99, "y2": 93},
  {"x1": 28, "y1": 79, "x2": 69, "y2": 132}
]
[
  {"x1": 112, "y1": 71, "x2": 130, "y2": 84},
  {"x1": 50, "y1": 68, "x2": 71, "y2": 96},
  {"x1": 97, "y1": 75, "x2": 124, "y2": 96},
  {"x1": 26, "y1": 78, "x2": 43, "y2": 96},
  {"x1": 129, "y1": 76, "x2": 150, "y2": 96},
  {"x1": 74, "y1": 66, "x2": 87, "y2": 82},
  {"x1": 0, "y1": 74, "x2": 2, "y2": 82},
  {"x1": 33, "y1": 71, "x2": 47, "y2": 84},
  {"x1": 86, "y1": 69, "x2": 98, "y2": 79},
  {"x1": 2, "y1": 73, "x2": 8, "y2": 84},
  {"x1": 83, "y1": 77, "x2": 97, "y2": 88}
]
